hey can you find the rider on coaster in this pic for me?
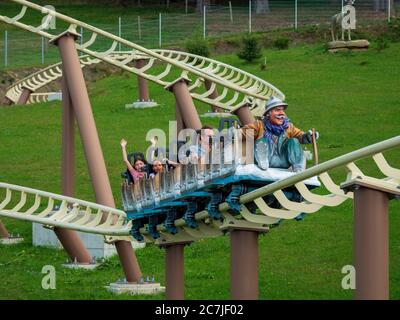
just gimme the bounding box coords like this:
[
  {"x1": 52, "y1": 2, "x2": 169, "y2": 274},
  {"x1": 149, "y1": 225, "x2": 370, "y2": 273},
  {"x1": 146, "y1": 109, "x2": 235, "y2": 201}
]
[{"x1": 241, "y1": 96, "x2": 319, "y2": 173}]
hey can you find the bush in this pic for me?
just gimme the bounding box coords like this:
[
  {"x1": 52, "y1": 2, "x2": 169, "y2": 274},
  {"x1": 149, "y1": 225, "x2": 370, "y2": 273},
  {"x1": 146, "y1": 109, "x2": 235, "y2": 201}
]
[
  {"x1": 376, "y1": 37, "x2": 389, "y2": 51},
  {"x1": 273, "y1": 37, "x2": 290, "y2": 50},
  {"x1": 387, "y1": 18, "x2": 400, "y2": 42},
  {"x1": 237, "y1": 35, "x2": 262, "y2": 62},
  {"x1": 185, "y1": 34, "x2": 210, "y2": 57}
]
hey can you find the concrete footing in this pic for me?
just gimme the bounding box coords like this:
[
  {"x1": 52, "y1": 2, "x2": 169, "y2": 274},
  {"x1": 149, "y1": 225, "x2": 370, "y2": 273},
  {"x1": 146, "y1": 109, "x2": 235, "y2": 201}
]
[
  {"x1": 33, "y1": 223, "x2": 145, "y2": 258},
  {"x1": 126, "y1": 100, "x2": 159, "y2": 109},
  {"x1": 106, "y1": 280, "x2": 165, "y2": 295},
  {"x1": 47, "y1": 91, "x2": 63, "y2": 101},
  {"x1": 0, "y1": 236, "x2": 24, "y2": 245},
  {"x1": 62, "y1": 262, "x2": 100, "y2": 270}
]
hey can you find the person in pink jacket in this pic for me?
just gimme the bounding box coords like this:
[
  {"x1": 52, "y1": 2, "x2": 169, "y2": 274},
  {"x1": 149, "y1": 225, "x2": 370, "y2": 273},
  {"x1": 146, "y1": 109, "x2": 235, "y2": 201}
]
[{"x1": 120, "y1": 139, "x2": 147, "y2": 181}]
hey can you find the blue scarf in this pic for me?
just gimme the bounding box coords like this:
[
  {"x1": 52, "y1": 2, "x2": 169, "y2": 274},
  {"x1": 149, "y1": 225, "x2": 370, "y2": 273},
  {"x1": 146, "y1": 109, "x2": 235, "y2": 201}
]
[{"x1": 263, "y1": 118, "x2": 290, "y2": 140}]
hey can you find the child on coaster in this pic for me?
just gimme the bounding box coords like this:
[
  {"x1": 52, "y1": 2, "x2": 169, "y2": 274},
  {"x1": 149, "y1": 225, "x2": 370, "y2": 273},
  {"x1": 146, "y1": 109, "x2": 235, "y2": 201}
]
[{"x1": 120, "y1": 138, "x2": 148, "y2": 181}]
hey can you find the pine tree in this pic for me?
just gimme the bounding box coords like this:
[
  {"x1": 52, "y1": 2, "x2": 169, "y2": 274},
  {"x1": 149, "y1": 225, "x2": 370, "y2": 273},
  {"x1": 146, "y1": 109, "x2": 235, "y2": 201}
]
[{"x1": 237, "y1": 35, "x2": 262, "y2": 62}]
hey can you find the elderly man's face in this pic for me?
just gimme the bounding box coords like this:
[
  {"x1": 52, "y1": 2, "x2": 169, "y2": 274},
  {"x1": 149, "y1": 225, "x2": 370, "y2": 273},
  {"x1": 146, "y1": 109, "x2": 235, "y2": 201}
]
[{"x1": 268, "y1": 106, "x2": 287, "y2": 125}]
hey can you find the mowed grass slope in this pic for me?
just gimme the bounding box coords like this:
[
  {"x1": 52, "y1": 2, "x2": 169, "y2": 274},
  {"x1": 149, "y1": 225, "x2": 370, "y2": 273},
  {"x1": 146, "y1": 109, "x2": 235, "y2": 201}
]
[{"x1": 0, "y1": 42, "x2": 399, "y2": 299}]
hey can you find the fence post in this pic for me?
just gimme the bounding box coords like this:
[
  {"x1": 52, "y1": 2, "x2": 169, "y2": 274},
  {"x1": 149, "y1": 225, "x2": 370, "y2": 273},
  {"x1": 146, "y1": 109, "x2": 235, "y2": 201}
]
[
  {"x1": 159, "y1": 13, "x2": 162, "y2": 48},
  {"x1": 138, "y1": 16, "x2": 142, "y2": 41},
  {"x1": 203, "y1": 5, "x2": 206, "y2": 39},
  {"x1": 185, "y1": 0, "x2": 188, "y2": 14},
  {"x1": 388, "y1": 0, "x2": 391, "y2": 22},
  {"x1": 4, "y1": 30, "x2": 8, "y2": 68},
  {"x1": 229, "y1": 1, "x2": 233, "y2": 23},
  {"x1": 79, "y1": 26, "x2": 83, "y2": 57},
  {"x1": 295, "y1": 0, "x2": 298, "y2": 29},
  {"x1": 118, "y1": 16, "x2": 122, "y2": 50},
  {"x1": 249, "y1": 0, "x2": 252, "y2": 34},
  {"x1": 41, "y1": 36, "x2": 45, "y2": 64},
  {"x1": 80, "y1": 26, "x2": 83, "y2": 46}
]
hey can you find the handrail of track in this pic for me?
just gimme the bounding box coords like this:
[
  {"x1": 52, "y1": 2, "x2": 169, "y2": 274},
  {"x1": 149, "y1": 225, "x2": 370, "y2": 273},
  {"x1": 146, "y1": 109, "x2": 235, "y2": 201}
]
[
  {"x1": 6, "y1": 49, "x2": 284, "y2": 116},
  {"x1": 215, "y1": 135, "x2": 400, "y2": 224},
  {"x1": 0, "y1": 182, "x2": 131, "y2": 236},
  {"x1": 5, "y1": 55, "x2": 99, "y2": 103}
]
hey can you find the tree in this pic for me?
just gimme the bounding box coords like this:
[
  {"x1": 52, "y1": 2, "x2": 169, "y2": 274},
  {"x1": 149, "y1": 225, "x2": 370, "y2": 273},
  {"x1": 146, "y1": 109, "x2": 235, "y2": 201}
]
[{"x1": 237, "y1": 35, "x2": 262, "y2": 62}]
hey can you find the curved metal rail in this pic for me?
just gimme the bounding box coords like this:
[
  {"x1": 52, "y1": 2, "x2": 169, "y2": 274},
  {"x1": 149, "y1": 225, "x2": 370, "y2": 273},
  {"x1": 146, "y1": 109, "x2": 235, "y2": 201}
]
[
  {"x1": 0, "y1": 182, "x2": 132, "y2": 236},
  {"x1": 6, "y1": 49, "x2": 283, "y2": 117},
  {"x1": 28, "y1": 92, "x2": 61, "y2": 104},
  {"x1": 217, "y1": 136, "x2": 400, "y2": 224},
  {"x1": 0, "y1": 0, "x2": 283, "y2": 114},
  {"x1": 5, "y1": 55, "x2": 100, "y2": 104}
]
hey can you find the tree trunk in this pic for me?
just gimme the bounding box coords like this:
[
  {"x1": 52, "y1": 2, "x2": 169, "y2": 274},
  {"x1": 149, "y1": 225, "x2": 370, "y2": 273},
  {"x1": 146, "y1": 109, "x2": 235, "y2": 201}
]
[{"x1": 255, "y1": 0, "x2": 270, "y2": 14}]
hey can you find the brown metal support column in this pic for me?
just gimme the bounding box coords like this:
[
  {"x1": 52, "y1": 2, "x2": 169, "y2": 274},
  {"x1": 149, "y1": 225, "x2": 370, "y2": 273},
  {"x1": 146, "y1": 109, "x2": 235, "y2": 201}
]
[
  {"x1": 169, "y1": 79, "x2": 202, "y2": 131},
  {"x1": 230, "y1": 230, "x2": 259, "y2": 300},
  {"x1": 353, "y1": 186, "x2": 389, "y2": 300},
  {"x1": 0, "y1": 220, "x2": 10, "y2": 238},
  {"x1": 234, "y1": 104, "x2": 255, "y2": 125},
  {"x1": 164, "y1": 243, "x2": 186, "y2": 300},
  {"x1": 175, "y1": 101, "x2": 184, "y2": 135},
  {"x1": 204, "y1": 79, "x2": 222, "y2": 113},
  {"x1": 61, "y1": 73, "x2": 76, "y2": 197},
  {"x1": 53, "y1": 32, "x2": 142, "y2": 282},
  {"x1": 135, "y1": 59, "x2": 150, "y2": 101},
  {"x1": 17, "y1": 87, "x2": 33, "y2": 105},
  {"x1": 54, "y1": 73, "x2": 92, "y2": 263},
  {"x1": 3, "y1": 96, "x2": 13, "y2": 106}
]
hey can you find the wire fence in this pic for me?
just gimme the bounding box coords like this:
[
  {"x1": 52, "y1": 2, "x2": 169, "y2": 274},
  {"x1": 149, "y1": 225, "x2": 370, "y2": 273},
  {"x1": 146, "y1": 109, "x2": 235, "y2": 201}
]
[{"x1": 0, "y1": 0, "x2": 398, "y2": 69}]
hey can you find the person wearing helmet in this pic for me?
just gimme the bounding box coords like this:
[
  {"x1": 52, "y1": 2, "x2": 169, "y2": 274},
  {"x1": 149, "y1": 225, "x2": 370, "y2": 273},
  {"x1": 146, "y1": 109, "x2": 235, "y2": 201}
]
[{"x1": 241, "y1": 96, "x2": 319, "y2": 172}]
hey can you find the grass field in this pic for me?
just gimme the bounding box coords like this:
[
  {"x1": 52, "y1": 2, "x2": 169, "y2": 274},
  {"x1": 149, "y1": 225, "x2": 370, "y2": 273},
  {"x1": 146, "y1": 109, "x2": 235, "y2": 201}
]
[{"x1": 0, "y1": 40, "x2": 399, "y2": 299}]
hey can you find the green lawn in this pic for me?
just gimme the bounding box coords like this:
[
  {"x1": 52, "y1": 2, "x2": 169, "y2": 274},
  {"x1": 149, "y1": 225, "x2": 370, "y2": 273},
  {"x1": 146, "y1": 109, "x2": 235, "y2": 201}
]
[{"x1": 0, "y1": 41, "x2": 399, "y2": 299}]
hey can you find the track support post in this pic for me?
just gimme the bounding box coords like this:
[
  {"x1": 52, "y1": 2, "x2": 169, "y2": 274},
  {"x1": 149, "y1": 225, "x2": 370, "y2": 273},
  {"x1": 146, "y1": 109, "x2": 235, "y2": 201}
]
[
  {"x1": 230, "y1": 229, "x2": 259, "y2": 299},
  {"x1": 57, "y1": 71, "x2": 92, "y2": 264},
  {"x1": 159, "y1": 241, "x2": 192, "y2": 300},
  {"x1": 0, "y1": 220, "x2": 10, "y2": 238},
  {"x1": 135, "y1": 59, "x2": 150, "y2": 102},
  {"x1": 51, "y1": 30, "x2": 142, "y2": 281},
  {"x1": 166, "y1": 77, "x2": 202, "y2": 131},
  {"x1": 341, "y1": 178, "x2": 400, "y2": 300},
  {"x1": 3, "y1": 96, "x2": 13, "y2": 106},
  {"x1": 234, "y1": 103, "x2": 255, "y2": 126},
  {"x1": 17, "y1": 87, "x2": 33, "y2": 105},
  {"x1": 220, "y1": 215, "x2": 268, "y2": 300}
]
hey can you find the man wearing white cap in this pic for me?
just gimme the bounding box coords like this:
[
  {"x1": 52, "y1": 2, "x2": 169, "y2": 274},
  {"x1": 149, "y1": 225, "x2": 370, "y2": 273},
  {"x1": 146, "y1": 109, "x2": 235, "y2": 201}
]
[{"x1": 241, "y1": 96, "x2": 319, "y2": 172}]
